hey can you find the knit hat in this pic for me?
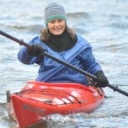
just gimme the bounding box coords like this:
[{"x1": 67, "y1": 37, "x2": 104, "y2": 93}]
[{"x1": 44, "y1": 3, "x2": 67, "y2": 25}]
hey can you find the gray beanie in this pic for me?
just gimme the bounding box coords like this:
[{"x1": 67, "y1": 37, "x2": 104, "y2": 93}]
[{"x1": 44, "y1": 3, "x2": 67, "y2": 25}]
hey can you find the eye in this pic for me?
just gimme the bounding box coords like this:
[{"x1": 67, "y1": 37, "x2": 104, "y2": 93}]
[
  {"x1": 58, "y1": 19, "x2": 63, "y2": 22},
  {"x1": 50, "y1": 20, "x2": 56, "y2": 24}
]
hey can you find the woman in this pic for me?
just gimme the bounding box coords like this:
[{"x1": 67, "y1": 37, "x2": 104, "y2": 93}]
[{"x1": 18, "y1": 3, "x2": 109, "y2": 87}]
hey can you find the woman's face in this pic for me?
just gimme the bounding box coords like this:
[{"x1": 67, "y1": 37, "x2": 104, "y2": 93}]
[{"x1": 47, "y1": 19, "x2": 66, "y2": 35}]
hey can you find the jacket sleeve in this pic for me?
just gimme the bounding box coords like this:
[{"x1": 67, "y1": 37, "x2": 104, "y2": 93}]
[
  {"x1": 79, "y1": 47, "x2": 103, "y2": 75},
  {"x1": 17, "y1": 36, "x2": 41, "y2": 65},
  {"x1": 17, "y1": 46, "x2": 38, "y2": 64}
]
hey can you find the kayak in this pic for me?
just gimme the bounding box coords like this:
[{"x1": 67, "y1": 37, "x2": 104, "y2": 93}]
[{"x1": 7, "y1": 80, "x2": 105, "y2": 128}]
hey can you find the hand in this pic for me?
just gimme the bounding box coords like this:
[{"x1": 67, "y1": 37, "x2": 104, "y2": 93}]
[
  {"x1": 95, "y1": 71, "x2": 109, "y2": 88},
  {"x1": 27, "y1": 45, "x2": 44, "y2": 57}
]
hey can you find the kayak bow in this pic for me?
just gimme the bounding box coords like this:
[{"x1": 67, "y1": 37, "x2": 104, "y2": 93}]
[{"x1": 7, "y1": 81, "x2": 105, "y2": 128}]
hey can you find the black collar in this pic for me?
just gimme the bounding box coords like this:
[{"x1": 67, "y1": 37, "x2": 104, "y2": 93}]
[{"x1": 44, "y1": 30, "x2": 77, "y2": 52}]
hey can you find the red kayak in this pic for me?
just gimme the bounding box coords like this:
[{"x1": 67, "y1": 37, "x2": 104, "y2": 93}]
[{"x1": 7, "y1": 81, "x2": 105, "y2": 128}]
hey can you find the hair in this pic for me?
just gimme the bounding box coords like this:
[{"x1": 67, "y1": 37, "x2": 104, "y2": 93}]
[{"x1": 40, "y1": 25, "x2": 76, "y2": 42}]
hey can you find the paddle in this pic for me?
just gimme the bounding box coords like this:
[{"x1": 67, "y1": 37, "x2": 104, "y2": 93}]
[{"x1": 0, "y1": 30, "x2": 128, "y2": 97}]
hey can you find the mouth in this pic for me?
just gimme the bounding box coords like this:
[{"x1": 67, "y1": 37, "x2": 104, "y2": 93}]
[{"x1": 54, "y1": 28, "x2": 61, "y2": 31}]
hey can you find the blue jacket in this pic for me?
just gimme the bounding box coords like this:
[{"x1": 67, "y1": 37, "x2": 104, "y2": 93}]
[{"x1": 18, "y1": 34, "x2": 102, "y2": 85}]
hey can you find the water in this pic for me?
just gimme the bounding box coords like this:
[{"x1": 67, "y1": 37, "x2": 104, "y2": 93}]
[{"x1": 0, "y1": 0, "x2": 128, "y2": 128}]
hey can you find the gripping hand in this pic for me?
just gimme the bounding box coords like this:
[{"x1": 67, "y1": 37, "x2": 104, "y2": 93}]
[
  {"x1": 95, "y1": 71, "x2": 109, "y2": 88},
  {"x1": 27, "y1": 45, "x2": 44, "y2": 57}
]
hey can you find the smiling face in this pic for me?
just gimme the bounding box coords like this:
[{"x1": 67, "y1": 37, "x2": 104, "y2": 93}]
[{"x1": 47, "y1": 19, "x2": 66, "y2": 36}]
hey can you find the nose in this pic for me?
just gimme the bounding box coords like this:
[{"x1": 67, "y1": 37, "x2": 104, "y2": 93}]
[{"x1": 54, "y1": 21, "x2": 60, "y2": 26}]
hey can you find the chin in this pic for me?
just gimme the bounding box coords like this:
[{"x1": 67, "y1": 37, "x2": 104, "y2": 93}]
[{"x1": 54, "y1": 32, "x2": 63, "y2": 36}]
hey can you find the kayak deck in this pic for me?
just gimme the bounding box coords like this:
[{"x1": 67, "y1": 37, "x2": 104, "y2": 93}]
[{"x1": 7, "y1": 81, "x2": 105, "y2": 128}]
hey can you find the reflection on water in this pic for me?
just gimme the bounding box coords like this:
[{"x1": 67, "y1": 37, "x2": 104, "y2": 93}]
[{"x1": 0, "y1": 0, "x2": 128, "y2": 128}]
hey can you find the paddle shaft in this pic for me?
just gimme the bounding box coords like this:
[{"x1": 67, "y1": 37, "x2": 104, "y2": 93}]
[{"x1": 0, "y1": 30, "x2": 128, "y2": 97}]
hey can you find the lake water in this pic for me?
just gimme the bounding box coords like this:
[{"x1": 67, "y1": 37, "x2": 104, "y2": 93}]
[{"x1": 0, "y1": 0, "x2": 128, "y2": 128}]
